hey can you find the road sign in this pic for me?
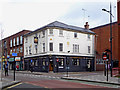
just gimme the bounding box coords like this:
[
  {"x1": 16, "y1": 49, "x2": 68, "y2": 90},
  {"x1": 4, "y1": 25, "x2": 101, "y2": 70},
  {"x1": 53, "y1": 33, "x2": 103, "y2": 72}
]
[
  {"x1": 12, "y1": 53, "x2": 17, "y2": 57},
  {"x1": 103, "y1": 55, "x2": 107, "y2": 60},
  {"x1": 57, "y1": 59, "x2": 59, "y2": 62}
]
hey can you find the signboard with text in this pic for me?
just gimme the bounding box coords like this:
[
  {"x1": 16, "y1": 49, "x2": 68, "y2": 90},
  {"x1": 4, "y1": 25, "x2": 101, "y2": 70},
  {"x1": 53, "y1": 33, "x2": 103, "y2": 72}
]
[{"x1": 12, "y1": 53, "x2": 17, "y2": 57}]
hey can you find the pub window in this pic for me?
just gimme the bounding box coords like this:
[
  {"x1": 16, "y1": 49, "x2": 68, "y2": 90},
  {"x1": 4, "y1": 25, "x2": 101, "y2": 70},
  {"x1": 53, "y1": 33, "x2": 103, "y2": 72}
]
[
  {"x1": 35, "y1": 60, "x2": 38, "y2": 66},
  {"x1": 59, "y1": 43, "x2": 63, "y2": 52},
  {"x1": 72, "y1": 59, "x2": 79, "y2": 66},
  {"x1": 43, "y1": 43, "x2": 45, "y2": 52},
  {"x1": 58, "y1": 59, "x2": 64, "y2": 66},
  {"x1": 29, "y1": 46, "x2": 31, "y2": 54},
  {"x1": 49, "y1": 29, "x2": 53, "y2": 35},
  {"x1": 59, "y1": 30, "x2": 63, "y2": 36},
  {"x1": 35, "y1": 45, "x2": 38, "y2": 53},
  {"x1": 42, "y1": 30, "x2": 45, "y2": 37},
  {"x1": 49, "y1": 43, "x2": 53, "y2": 51},
  {"x1": 26, "y1": 37, "x2": 28, "y2": 43},
  {"x1": 74, "y1": 32, "x2": 77, "y2": 38},
  {"x1": 73, "y1": 44, "x2": 79, "y2": 53},
  {"x1": 42, "y1": 59, "x2": 45, "y2": 66},
  {"x1": 26, "y1": 47, "x2": 28, "y2": 55},
  {"x1": 88, "y1": 46, "x2": 90, "y2": 53}
]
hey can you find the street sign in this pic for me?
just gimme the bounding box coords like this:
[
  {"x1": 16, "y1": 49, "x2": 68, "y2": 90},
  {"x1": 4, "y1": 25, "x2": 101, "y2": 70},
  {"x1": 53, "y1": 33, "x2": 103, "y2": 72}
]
[
  {"x1": 57, "y1": 59, "x2": 59, "y2": 62},
  {"x1": 103, "y1": 55, "x2": 107, "y2": 60},
  {"x1": 12, "y1": 53, "x2": 17, "y2": 57}
]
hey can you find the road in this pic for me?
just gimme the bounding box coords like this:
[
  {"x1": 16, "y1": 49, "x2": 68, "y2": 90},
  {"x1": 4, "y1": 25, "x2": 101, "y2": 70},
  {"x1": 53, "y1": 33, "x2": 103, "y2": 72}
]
[{"x1": 2, "y1": 71, "x2": 119, "y2": 89}]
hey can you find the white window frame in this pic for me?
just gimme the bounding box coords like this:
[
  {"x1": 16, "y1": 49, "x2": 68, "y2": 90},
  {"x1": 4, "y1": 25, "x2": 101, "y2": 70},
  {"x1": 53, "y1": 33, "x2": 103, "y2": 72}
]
[
  {"x1": 17, "y1": 37, "x2": 19, "y2": 45},
  {"x1": 73, "y1": 44, "x2": 79, "y2": 53},
  {"x1": 49, "y1": 43, "x2": 53, "y2": 51},
  {"x1": 10, "y1": 39, "x2": 12, "y2": 47},
  {"x1": 20, "y1": 47, "x2": 23, "y2": 53},
  {"x1": 43, "y1": 43, "x2": 45, "y2": 52},
  {"x1": 88, "y1": 46, "x2": 90, "y2": 53},
  {"x1": 13, "y1": 38, "x2": 15, "y2": 46},
  {"x1": 17, "y1": 48, "x2": 19, "y2": 53},
  {"x1": 49, "y1": 29, "x2": 53, "y2": 35},
  {"x1": 59, "y1": 30, "x2": 63, "y2": 36},
  {"x1": 20, "y1": 36, "x2": 23, "y2": 44},
  {"x1": 59, "y1": 43, "x2": 63, "y2": 52},
  {"x1": 74, "y1": 32, "x2": 77, "y2": 38}
]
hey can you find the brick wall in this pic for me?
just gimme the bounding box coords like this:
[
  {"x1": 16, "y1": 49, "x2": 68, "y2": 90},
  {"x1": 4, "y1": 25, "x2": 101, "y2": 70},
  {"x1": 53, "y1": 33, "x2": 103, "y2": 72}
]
[
  {"x1": 118, "y1": 1, "x2": 120, "y2": 67},
  {"x1": 91, "y1": 22, "x2": 118, "y2": 70}
]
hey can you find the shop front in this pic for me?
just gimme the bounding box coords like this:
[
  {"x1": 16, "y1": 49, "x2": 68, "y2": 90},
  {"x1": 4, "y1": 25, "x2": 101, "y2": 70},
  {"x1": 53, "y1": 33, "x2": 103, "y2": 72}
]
[
  {"x1": 8, "y1": 57, "x2": 23, "y2": 70},
  {"x1": 24, "y1": 55, "x2": 95, "y2": 73}
]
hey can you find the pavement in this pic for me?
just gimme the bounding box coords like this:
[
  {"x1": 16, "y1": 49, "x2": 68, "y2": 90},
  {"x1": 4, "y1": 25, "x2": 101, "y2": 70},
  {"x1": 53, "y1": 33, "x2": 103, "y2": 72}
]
[{"x1": 1, "y1": 70, "x2": 120, "y2": 89}]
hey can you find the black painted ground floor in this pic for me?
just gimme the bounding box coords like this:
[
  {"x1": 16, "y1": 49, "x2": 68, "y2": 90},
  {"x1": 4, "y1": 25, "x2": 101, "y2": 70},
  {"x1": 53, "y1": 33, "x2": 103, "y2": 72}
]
[{"x1": 24, "y1": 55, "x2": 95, "y2": 72}]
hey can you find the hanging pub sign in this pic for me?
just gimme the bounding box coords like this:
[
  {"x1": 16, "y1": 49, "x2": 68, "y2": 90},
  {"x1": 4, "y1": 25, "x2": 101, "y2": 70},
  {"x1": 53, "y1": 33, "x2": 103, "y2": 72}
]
[{"x1": 34, "y1": 37, "x2": 38, "y2": 43}]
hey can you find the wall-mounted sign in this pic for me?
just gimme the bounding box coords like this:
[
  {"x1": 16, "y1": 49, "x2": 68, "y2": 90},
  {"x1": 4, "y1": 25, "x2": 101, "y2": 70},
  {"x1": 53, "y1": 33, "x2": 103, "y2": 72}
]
[
  {"x1": 12, "y1": 53, "x2": 17, "y2": 56},
  {"x1": 15, "y1": 57, "x2": 20, "y2": 61},
  {"x1": 34, "y1": 37, "x2": 38, "y2": 43}
]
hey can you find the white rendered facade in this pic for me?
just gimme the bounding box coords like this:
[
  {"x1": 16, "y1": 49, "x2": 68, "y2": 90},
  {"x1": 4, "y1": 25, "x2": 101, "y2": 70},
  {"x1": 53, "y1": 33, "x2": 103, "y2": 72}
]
[{"x1": 24, "y1": 28, "x2": 95, "y2": 58}]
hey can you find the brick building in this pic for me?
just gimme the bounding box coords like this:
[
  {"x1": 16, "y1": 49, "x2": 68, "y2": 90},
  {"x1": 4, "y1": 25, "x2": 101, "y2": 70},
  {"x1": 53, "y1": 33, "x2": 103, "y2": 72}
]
[
  {"x1": 91, "y1": 1, "x2": 120, "y2": 70},
  {"x1": 91, "y1": 22, "x2": 118, "y2": 71},
  {"x1": 2, "y1": 30, "x2": 31, "y2": 70},
  {"x1": 118, "y1": 0, "x2": 120, "y2": 68}
]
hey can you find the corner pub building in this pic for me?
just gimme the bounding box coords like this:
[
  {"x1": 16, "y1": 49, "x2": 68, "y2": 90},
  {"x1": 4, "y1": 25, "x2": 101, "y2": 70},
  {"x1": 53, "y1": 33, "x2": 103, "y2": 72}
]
[{"x1": 24, "y1": 21, "x2": 95, "y2": 72}]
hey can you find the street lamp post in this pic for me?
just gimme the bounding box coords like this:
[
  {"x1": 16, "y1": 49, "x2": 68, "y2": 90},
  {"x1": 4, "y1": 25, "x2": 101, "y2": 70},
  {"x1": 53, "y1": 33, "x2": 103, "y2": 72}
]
[{"x1": 102, "y1": 3, "x2": 113, "y2": 77}]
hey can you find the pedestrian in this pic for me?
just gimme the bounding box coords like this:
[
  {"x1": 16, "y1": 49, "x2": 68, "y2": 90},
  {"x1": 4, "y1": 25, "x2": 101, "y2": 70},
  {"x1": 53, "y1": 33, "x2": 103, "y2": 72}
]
[
  {"x1": 4, "y1": 63, "x2": 9, "y2": 76},
  {"x1": 30, "y1": 64, "x2": 33, "y2": 73}
]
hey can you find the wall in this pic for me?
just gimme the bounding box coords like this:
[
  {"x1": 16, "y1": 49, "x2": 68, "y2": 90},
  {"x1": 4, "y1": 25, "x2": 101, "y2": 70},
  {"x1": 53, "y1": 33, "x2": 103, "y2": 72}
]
[
  {"x1": 24, "y1": 28, "x2": 95, "y2": 58},
  {"x1": 118, "y1": 1, "x2": 120, "y2": 67},
  {"x1": 91, "y1": 22, "x2": 118, "y2": 70}
]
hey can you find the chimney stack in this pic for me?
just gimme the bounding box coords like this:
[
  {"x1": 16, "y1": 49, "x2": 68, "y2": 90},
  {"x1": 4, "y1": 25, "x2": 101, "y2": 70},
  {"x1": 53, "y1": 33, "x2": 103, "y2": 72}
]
[{"x1": 84, "y1": 22, "x2": 89, "y2": 30}]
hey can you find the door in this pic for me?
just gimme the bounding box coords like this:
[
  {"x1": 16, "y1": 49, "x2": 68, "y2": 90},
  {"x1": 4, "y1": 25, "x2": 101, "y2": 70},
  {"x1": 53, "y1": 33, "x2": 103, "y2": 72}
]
[{"x1": 49, "y1": 60, "x2": 53, "y2": 71}]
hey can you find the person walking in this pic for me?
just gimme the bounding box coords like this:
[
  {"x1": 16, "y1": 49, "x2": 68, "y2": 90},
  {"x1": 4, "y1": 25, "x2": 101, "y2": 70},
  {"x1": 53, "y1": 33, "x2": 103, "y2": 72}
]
[
  {"x1": 4, "y1": 63, "x2": 9, "y2": 76},
  {"x1": 30, "y1": 64, "x2": 33, "y2": 73}
]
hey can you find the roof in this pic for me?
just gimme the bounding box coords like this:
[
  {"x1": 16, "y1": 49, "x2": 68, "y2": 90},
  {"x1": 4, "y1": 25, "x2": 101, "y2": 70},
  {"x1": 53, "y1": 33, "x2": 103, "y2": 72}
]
[
  {"x1": 90, "y1": 22, "x2": 117, "y2": 30},
  {"x1": 3, "y1": 30, "x2": 31, "y2": 40},
  {"x1": 24, "y1": 21, "x2": 95, "y2": 36}
]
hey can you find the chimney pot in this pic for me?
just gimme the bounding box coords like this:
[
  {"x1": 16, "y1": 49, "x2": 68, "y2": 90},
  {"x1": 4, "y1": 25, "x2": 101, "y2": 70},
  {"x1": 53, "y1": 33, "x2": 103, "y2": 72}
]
[{"x1": 84, "y1": 22, "x2": 89, "y2": 30}]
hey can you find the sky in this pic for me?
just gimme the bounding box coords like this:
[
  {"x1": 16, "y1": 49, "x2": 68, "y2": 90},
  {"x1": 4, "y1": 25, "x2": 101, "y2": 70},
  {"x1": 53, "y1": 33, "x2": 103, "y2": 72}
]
[{"x1": 0, "y1": 0, "x2": 118, "y2": 39}]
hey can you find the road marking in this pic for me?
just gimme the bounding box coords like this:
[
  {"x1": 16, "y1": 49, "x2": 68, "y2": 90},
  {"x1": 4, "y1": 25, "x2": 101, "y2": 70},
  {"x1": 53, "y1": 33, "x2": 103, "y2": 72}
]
[{"x1": 6, "y1": 82, "x2": 22, "y2": 89}]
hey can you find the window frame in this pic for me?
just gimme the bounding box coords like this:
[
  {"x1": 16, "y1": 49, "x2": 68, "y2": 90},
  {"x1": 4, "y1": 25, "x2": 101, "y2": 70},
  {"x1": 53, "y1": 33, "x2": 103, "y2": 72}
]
[
  {"x1": 59, "y1": 43, "x2": 63, "y2": 52},
  {"x1": 49, "y1": 29, "x2": 53, "y2": 35},
  {"x1": 49, "y1": 43, "x2": 53, "y2": 51},
  {"x1": 74, "y1": 32, "x2": 77, "y2": 38}
]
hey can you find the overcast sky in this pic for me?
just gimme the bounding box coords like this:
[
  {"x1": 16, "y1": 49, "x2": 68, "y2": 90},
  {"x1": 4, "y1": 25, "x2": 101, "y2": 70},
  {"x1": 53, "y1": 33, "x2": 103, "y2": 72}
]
[{"x1": 0, "y1": 0, "x2": 117, "y2": 39}]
